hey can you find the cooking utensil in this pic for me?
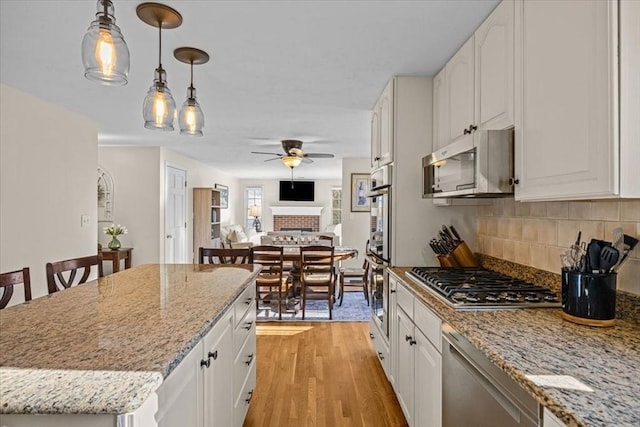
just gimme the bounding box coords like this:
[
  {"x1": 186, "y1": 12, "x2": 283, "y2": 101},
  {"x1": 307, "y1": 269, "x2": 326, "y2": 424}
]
[
  {"x1": 612, "y1": 227, "x2": 624, "y2": 254},
  {"x1": 599, "y1": 245, "x2": 619, "y2": 273},
  {"x1": 613, "y1": 234, "x2": 639, "y2": 272},
  {"x1": 587, "y1": 241, "x2": 601, "y2": 273}
]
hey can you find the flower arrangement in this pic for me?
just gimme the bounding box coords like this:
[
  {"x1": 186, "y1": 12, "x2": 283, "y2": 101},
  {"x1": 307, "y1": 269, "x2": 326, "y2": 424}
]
[{"x1": 104, "y1": 224, "x2": 128, "y2": 236}]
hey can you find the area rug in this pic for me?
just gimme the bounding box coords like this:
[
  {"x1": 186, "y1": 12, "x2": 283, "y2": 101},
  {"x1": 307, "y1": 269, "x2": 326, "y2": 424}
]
[{"x1": 256, "y1": 290, "x2": 371, "y2": 322}]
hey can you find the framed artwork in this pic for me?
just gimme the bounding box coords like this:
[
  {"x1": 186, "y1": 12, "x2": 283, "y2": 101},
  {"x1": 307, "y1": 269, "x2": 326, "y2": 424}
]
[
  {"x1": 351, "y1": 173, "x2": 370, "y2": 212},
  {"x1": 215, "y1": 184, "x2": 229, "y2": 209}
]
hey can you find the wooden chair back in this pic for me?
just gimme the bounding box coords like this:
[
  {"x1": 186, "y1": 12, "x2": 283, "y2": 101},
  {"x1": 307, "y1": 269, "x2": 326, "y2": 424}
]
[
  {"x1": 0, "y1": 267, "x2": 32, "y2": 308},
  {"x1": 46, "y1": 254, "x2": 104, "y2": 294},
  {"x1": 252, "y1": 245, "x2": 287, "y2": 319},
  {"x1": 300, "y1": 245, "x2": 335, "y2": 320},
  {"x1": 199, "y1": 247, "x2": 252, "y2": 264}
]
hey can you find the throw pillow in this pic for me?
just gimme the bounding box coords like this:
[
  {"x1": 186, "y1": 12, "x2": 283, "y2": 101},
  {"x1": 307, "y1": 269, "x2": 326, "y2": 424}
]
[
  {"x1": 228, "y1": 230, "x2": 239, "y2": 242},
  {"x1": 235, "y1": 228, "x2": 248, "y2": 243}
]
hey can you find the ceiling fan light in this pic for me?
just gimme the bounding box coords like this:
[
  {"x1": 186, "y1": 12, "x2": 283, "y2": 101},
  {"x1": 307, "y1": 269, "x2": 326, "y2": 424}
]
[
  {"x1": 143, "y1": 67, "x2": 176, "y2": 131},
  {"x1": 81, "y1": 0, "x2": 129, "y2": 86},
  {"x1": 282, "y1": 155, "x2": 302, "y2": 168}
]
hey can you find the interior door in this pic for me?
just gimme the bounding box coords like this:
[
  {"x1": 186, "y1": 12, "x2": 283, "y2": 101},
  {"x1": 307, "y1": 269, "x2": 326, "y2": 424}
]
[{"x1": 165, "y1": 164, "x2": 187, "y2": 263}]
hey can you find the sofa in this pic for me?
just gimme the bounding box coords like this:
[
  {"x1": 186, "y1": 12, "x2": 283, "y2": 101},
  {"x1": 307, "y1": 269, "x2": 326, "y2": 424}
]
[
  {"x1": 261, "y1": 230, "x2": 340, "y2": 246},
  {"x1": 220, "y1": 224, "x2": 261, "y2": 248}
]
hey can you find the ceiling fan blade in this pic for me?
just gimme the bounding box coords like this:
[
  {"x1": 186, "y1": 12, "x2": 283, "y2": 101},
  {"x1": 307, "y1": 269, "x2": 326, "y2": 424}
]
[
  {"x1": 251, "y1": 151, "x2": 282, "y2": 156},
  {"x1": 302, "y1": 157, "x2": 313, "y2": 164},
  {"x1": 305, "y1": 153, "x2": 335, "y2": 158},
  {"x1": 264, "y1": 157, "x2": 281, "y2": 162}
]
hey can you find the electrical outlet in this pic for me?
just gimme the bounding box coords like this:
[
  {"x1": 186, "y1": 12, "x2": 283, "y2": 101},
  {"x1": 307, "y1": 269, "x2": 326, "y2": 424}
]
[{"x1": 81, "y1": 214, "x2": 90, "y2": 227}]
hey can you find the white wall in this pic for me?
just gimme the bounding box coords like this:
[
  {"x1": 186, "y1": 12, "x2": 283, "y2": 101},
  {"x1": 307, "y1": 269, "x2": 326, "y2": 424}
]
[
  {"x1": 238, "y1": 178, "x2": 341, "y2": 232},
  {"x1": 1, "y1": 84, "x2": 98, "y2": 301},
  {"x1": 97, "y1": 147, "x2": 161, "y2": 269},
  {"x1": 341, "y1": 158, "x2": 371, "y2": 267}
]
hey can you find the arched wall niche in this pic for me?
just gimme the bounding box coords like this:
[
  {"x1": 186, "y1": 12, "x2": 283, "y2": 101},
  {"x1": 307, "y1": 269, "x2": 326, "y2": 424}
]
[{"x1": 97, "y1": 165, "x2": 114, "y2": 222}]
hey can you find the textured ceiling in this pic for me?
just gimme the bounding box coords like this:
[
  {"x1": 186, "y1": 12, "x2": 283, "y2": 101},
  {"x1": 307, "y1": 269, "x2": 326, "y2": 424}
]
[{"x1": 0, "y1": 0, "x2": 499, "y2": 179}]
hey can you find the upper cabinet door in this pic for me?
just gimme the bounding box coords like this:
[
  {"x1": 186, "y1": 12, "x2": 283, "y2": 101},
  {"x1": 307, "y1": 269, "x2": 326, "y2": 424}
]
[
  {"x1": 514, "y1": 0, "x2": 618, "y2": 200},
  {"x1": 474, "y1": 0, "x2": 514, "y2": 131},
  {"x1": 378, "y1": 79, "x2": 395, "y2": 166},
  {"x1": 432, "y1": 68, "x2": 449, "y2": 151},
  {"x1": 447, "y1": 37, "x2": 475, "y2": 143},
  {"x1": 370, "y1": 106, "x2": 380, "y2": 168}
]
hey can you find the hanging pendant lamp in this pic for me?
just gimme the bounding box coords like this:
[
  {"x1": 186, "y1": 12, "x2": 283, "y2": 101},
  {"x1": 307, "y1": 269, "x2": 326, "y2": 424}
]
[
  {"x1": 174, "y1": 47, "x2": 209, "y2": 136},
  {"x1": 81, "y1": 0, "x2": 130, "y2": 85},
  {"x1": 137, "y1": 3, "x2": 182, "y2": 131}
]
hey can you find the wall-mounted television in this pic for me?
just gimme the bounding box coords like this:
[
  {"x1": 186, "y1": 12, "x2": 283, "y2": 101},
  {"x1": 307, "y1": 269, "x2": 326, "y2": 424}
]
[{"x1": 279, "y1": 180, "x2": 315, "y2": 202}]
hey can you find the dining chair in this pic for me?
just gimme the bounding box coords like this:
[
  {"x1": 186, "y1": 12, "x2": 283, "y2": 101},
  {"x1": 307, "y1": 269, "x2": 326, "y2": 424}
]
[
  {"x1": 0, "y1": 267, "x2": 32, "y2": 308},
  {"x1": 300, "y1": 245, "x2": 335, "y2": 320},
  {"x1": 46, "y1": 254, "x2": 104, "y2": 294},
  {"x1": 199, "y1": 247, "x2": 252, "y2": 264},
  {"x1": 251, "y1": 245, "x2": 287, "y2": 319},
  {"x1": 338, "y1": 256, "x2": 370, "y2": 306}
]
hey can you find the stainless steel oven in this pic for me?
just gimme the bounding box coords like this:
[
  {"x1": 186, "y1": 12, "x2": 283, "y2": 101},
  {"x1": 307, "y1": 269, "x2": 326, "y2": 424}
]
[
  {"x1": 368, "y1": 165, "x2": 391, "y2": 263},
  {"x1": 367, "y1": 254, "x2": 388, "y2": 339}
]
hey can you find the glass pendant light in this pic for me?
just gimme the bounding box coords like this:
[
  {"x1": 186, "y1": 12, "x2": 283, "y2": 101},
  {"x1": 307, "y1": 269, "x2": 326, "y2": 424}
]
[
  {"x1": 137, "y1": 3, "x2": 182, "y2": 131},
  {"x1": 81, "y1": 0, "x2": 130, "y2": 85},
  {"x1": 174, "y1": 47, "x2": 209, "y2": 136}
]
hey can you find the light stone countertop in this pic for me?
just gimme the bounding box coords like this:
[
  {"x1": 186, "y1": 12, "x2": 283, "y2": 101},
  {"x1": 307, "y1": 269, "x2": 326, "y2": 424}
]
[
  {"x1": 0, "y1": 263, "x2": 260, "y2": 415},
  {"x1": 390, "y1": 267, "x2": 640, "y2": 427}
]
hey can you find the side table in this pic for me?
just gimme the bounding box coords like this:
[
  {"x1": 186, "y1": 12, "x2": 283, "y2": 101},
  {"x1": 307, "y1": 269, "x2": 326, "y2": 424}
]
[{"x1": 101, "y1": 247, "x2": 133, "y2": 273}]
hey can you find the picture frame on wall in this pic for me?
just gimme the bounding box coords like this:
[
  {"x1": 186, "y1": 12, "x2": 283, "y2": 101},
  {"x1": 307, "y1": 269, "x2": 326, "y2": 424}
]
[
  {"x1": 350, "y1": 173, "x2": 370, "y2": 212},
  {"x1": 215, "y1": 184, "x2": 229, "y2": 209}
]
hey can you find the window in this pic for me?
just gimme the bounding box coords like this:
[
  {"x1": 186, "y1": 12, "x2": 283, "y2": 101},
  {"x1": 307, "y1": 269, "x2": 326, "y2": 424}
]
[
  {"x1": 331, "y1": 187, "x2": 342, "y2": 225},
  {"x1": 245, "y1": 186, "x2": 263, "y2": 230}
]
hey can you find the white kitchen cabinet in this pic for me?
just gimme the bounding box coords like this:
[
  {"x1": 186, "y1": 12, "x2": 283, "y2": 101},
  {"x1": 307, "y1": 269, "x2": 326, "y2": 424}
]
[
  {"x1": 388, "y1": 275, "x2": 398, "y2": 388},
  {"x1": 543, "y1": 407, "x2": 566, "y2": 427},
  {"x1": 371, "y1": 79, "x2": 395, "y2": 168},
  {"x1": 392, "y1": 278, "x2": 443, "y2": 427},
  {"x1": 447, "y1": 37, "x2": 475, "y2": 143},
  {"x1": 474, "y1": 0, "x2": 514, "y2": 131},
  {"x1": 432, "y1": 68, "x2": 448, "y2": 151},
  {"x1": 156, "y1": 283, "x2": 257, "y2": 427},
  {"x1": 514, "y1": 0, "x2": 639, "y2": 200},
  {"x1": 432, "y1": 0, "x2": 514, "y2": 150}
]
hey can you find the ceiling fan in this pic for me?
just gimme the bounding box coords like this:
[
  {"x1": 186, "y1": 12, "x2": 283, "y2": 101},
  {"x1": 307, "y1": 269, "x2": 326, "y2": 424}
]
[{"x1": 251, "y1": 140, "x2": 335, "y2": 168}]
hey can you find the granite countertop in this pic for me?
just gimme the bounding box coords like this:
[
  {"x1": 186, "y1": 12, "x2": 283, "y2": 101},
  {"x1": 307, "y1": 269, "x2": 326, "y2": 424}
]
[
  {"x1": 0, "y1": 263, "x2": 260, "y2": 415},
  {"x1": 389, "y1": 266, "x2": 640, "y2": 427}
]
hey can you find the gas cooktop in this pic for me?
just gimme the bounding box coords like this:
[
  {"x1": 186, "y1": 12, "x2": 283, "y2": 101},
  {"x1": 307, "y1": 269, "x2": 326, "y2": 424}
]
[{"x1": 406, "y1": 267, "x2": 560, "y2": 310}]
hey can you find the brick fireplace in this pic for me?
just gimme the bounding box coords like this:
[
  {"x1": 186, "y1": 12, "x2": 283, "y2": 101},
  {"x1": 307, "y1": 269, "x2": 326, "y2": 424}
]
[{"x1": 270, "y1": 206, "x2": 323, "y2": 232}]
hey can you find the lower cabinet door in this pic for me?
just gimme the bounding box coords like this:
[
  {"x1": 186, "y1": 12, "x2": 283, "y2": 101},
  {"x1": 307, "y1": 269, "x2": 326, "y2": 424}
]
[
  {"x1": 414, "y1": 329, "x2": 442, "y2": 427},
  {"x1": 234, "y1": 362, "x2": 257, "y2": 427},
  {"x1": 204, "y1": 310, "x2": 234, "y2": 427},
  {"x1": 156, "y1": 341, "x2": 204, "y2": 427},
  {"x1": 396, "y1": 307, "x2": 415, "y2": 425}
]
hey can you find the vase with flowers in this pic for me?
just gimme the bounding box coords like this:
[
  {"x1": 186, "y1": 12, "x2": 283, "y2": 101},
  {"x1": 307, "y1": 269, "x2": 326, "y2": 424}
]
[{"x1": 104, "y1": 224, "x2": 128, "y2": 250}]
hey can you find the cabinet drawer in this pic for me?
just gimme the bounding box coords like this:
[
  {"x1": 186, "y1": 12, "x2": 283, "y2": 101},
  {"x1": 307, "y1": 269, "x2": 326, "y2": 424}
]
[
  {"x1": 396, "y1": 283, "x2": 414, "y2": 318},
  {"x1": 234, "y1": 327, "x2": 256, "y2": 400},
  {"x1": 414, "y1": 300, "x2": 442, "y2": 353},
  {"x1": 233, "y1": 284, "x2": 256, "y2": 328},
  {"x1": 234, "y1": 302, "x2": 256, "y2": 356},
  {"x1": 369, "y1": 318, "x2": 391, "y2": 379},
  {"x1": 234, "y1": 362, "x2": 257, "y2": 427}
]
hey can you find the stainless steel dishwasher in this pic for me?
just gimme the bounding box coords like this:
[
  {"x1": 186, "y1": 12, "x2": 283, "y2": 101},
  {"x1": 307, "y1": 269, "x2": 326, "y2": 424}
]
[{"x1": 442, "y1": 324, "x2": 539, "y2": 427}]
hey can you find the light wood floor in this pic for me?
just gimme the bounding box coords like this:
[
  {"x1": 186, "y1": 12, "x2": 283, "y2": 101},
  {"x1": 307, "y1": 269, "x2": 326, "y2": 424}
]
[{"x1": 243, "y1": 322, "x2": 408, "y2": 427}]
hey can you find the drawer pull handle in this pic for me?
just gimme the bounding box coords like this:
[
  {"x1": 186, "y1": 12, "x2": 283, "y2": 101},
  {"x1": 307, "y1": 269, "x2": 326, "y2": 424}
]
[
  {"x1": 390, "y1": 289, "x2": 396, "y2": 293},
  {"x1": 244, "y1": 298, "x2": 253, "y2": 305},
  {"x1": 245, "y1": 390, "x2": 254, "y2": 404},
  {"x1": 244, "y1": 321, "x2": 254, "y2": 330},
  {"x1": 405, "y1": 335, "x2": 416, "y2": 345},
  {"x1": 378, "y1": 352, "x2": 384, "y2": 360},
  {"x1": 245, "y1": 353, "x2": 254, "y2": 366},
  {"x1": 200, "y1": 358, "x2": 210, "y2": 368},
  {"x1": 208, "y1": 351, "x2": 218, "y2": 361}
]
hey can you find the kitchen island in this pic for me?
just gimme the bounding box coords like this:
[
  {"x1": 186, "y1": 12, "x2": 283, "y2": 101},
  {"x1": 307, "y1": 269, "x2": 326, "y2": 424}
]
[
  {"x1": 0, "y1": 263, "x2": 260, "y2": 426},
  {"x1": 389, "y1": 266, "x2": 640, "y2": 427}
]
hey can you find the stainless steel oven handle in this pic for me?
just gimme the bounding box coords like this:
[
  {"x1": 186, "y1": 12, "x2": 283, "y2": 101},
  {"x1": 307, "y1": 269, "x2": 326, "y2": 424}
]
[{"x1": 444, "y1": 334, "x2": 522, "y2": 423}]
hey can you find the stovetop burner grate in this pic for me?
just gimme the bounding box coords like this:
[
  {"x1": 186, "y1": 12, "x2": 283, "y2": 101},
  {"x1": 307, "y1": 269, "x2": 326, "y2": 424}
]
[{"x1": 405, "y1": 267, "x2": 560, "y2": 310}]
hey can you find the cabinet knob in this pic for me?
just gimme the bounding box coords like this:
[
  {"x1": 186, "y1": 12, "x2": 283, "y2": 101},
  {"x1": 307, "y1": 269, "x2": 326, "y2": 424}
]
[
  {"x1": 470, "y1": 124, "x2": 477, "y2": 132},
  {"x1": 463, "y1": 128, "x2": 471, "y2": 135},
  {"x1": 208, "y1": 351, "x2": 218, "y2": 361},
  {"x1": 374, "y1": 156, "x2": 381, "y2": 161},
  {"x1": 378, "y1": 352, "x2": 384, "y2": 360},
  {"x1": 245, "y1": 390, "x2": 254, "y2": 404},
  {"x1": 245, "y1": 353, "x2": 254, "y2": 366},
  {"x1": 370, "y1": 332, "x2": 375, "y2": 339},
  {"x1": 244, "y1": 321, "x2": 254, "y2": 330},
  {"x1": 509, "y1": 177, "x2": 520, "y2": 186},
  {"x1": 200, "y1": 358, "x2": 210, "y2": 368},
  {"x1": 166, "y1": 235, "x2": 173, "y2": 239}
]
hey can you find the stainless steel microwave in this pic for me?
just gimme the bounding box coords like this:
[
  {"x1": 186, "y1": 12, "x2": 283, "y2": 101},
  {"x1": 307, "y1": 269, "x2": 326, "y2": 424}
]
[{"x1": 422, "y1": 129, "x2": 514, "y2": 198}]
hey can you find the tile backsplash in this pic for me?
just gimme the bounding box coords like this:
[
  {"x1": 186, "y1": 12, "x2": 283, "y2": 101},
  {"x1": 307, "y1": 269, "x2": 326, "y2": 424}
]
[{"x1": 477, "y1": 199, "x2": 640, "y2": 295}]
